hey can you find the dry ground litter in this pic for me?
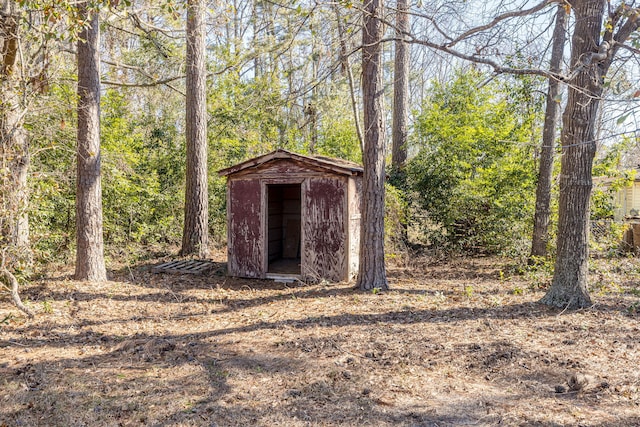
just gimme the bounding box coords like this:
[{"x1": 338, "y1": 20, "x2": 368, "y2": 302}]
[{"x1": 2, "y1": 252, "x2": 640, "y2": 426}]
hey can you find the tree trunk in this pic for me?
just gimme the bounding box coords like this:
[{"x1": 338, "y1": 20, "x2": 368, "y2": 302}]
[
  {"x1": 1, "y1": 1, "x2": 30, "y2": 257},
  {"x1": 530, "y1": 5, "x2": 567, "y2": 259},
  {"x1": 307, "y1": 100, "x2": 317, "y2": 153},
  {"x1": 308, "y1": 29, "x2": 318, "y2": 154},
  {"x1": 75, "y1": 2, "x2": 107, "y2": 281},
  {"x1": 1, "y1": 98, "x2": 29, "y2": 249},
  {"x1": 334, "y1": 5, "x2": 364, "y2": 152},
  {"x1": 391, "y1": 0, "x2": 409, "y2": 172},
  {"x1": 181, "y1": 0, "x2": 209, "y2": 258},
  {"x1": 2, "y1": 1, "x2": 33, "y2": 315},
  {"x1": 541, "y1": 0, "x2": 606, "y2": 309},
  {"x1": 356, "y1": 0, "x2": 388, "y2": 291}
]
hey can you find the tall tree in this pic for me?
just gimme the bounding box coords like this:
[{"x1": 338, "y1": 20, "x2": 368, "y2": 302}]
[
  {"x1": 1, "y1": 0, "x2": 34, "y2": 316},
  {"x1": 391, "y1": 0, "x2": 410, "y2": 172},
  {"x1": 334, "y1": 4, "x2": 364, "y2": 151},
  {"x1": 530, "y1": 4, "x2": 567, "y2": 259},
  {"x1": 356, "y1": 0, "x2": 388, "y2": 291},
  {"x1": 306, "y1": 20, "x2": 319, "y2": 154},
  {"x1": 1, "y1": 0, "x2": 29, "y2": 253},
  {"x1": 397, "y1": 0, "x2": 640, "y2": 307},
  {"x1": 542, "y1": 0, "x2": 639, "y2": 308},
  {"x1": 181, "y1": 0, "x2": 209, "y2": 257},
  {"x1": 75, "y1": 2, "x2": 107, "y2": 281}
]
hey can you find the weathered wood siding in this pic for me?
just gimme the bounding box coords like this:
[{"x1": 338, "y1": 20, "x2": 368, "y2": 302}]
[
  {"x1": 302, "y1": 177, "x2": 347, "y2": 282},
  {"x1": 232, "y1": 159, "x2": 329, "y2": 180},
  {"x1": 222, "y1": 152, "x2": 363, "y2": 282},
  {"x1": 228, "y1": 178, "x2": 263, "y2": 278},
  {"x1": 347, "y1": 176, "x2": 362, "y2": 278}
]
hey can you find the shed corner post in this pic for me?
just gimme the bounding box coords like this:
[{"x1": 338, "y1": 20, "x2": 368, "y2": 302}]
[
  {"x1": 343, "y1": 176, "x2": 351, "y2": 282},
  {"x1": 261, "y1": 179, "x2": 268, "y2": 279},
  {"x1": 225, "y1": 177, "x2": 233, "y2": 276},
  {"x1": 300, "y1": 178, "x2": 309, "y2": 282}
]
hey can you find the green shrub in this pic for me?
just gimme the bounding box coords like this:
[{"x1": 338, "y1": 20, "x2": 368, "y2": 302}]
[{"x1": 407, "y1": 70, "x2": 539, "y2": 254}]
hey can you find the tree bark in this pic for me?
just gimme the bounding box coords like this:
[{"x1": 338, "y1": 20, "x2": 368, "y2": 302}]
[
  {"x1": 2, "y1": 1, "x2": 33, "y2": 315},
  {"x1": 75, "y1": 2, "x2": 107, "y2": 281},
  {"x1": 1, "y1": 1, "x2": 29, "y2": 255},
  {"x1": 541, "y1": 0, "x2": 606, "y2": 309},
  {"x1": 181, "y1": 0, "x2": 209, "y2": 258},
  {"x1": 307, "y1": 28, "x2": 318, "y2": 154},
  {"x1": 356, "y1": 0, "x2": 388, "y2": 291},
  {"x1": 391, "y1": 0, "x2": 410, "y2": 171},
  {"x1": 530, "y1": 5, "x2": 566, "y2": 259},
  {"x1": 1, "y1": 98, "x2": 29, "y2": 249}
]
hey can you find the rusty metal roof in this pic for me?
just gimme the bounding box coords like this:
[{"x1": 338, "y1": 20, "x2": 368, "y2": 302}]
[{"x1": 218, "y1": 149, "x2": 363, "y2": 177}]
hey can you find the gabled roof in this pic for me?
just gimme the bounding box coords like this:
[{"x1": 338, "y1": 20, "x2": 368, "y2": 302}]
[{"x1": 218, "y1": 149, "x2": 363, "y2": 177}]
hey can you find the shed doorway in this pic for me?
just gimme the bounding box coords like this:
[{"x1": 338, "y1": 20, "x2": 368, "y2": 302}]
[{"x1": 267, "y1": 184, "x2": 302, "y2": 275}]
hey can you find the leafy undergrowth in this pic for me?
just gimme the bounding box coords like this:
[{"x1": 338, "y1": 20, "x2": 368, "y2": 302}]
[{"x1": 2, "y1": 252, "x2": 640, "y2": 426}]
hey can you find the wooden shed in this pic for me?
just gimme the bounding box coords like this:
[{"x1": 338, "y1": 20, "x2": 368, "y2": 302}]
[{"x1": 218, "y1": 149, "x2": 363, "y2": 282}]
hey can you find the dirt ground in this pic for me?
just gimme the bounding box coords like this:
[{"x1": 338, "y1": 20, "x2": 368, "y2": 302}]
[{"x1": 2, "y1": 251, "x2": 640, "y2": 426}]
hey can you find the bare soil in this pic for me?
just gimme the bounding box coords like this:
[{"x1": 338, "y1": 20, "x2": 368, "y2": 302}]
[{"x1": 2, "y1": 252, "x2": 640, "y2": 426}]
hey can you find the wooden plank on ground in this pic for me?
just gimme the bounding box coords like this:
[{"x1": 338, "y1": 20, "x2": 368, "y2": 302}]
[{"x1": 152, "y1": 260, "x2": 216, "y2": 275}]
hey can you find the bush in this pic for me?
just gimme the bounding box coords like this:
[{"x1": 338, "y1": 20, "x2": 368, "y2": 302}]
[{"x1": 407, "y1": 70, "x2": 539, "y2": 255}]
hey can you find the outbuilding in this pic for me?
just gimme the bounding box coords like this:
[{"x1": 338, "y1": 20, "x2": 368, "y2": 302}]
[
  {"x1": 218, "y1": 149, "x2": 363, "y2": 282},
  {"x1": 612, "y1": 176, "x2": 640, "y2": 220}
]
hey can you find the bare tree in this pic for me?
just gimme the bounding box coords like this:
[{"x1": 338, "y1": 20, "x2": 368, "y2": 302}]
[
  {"x1": 391, "y1": 0, "x2": 410, "y2": 172},
  {"x1": 542, "y1": 0, "x2": 639, "y2": 308},
  {"x1": 393, "y1": 0, "x2": 640, "y2": 308},
  {"x1": 356, "y1": 0, "x2": 388, "y2": 291},
  {"x1": 181, "y1": 0, "x2": 209, "y2": 257},
  {"x1": 334, "y1": 4, "x2": 364, "y2": 151},
  {"x1": 1, "y1": 0, "x2": 29, "y2": 253},
  {"x1": 530, "y1": 4, "x2": 567, "y2": 260},
  {"x1": 75, "y1": 1, "x2": 107, "y2": 281},
  {"x1": 0, "y1": 0, "x2": 32, "y2": 315}
]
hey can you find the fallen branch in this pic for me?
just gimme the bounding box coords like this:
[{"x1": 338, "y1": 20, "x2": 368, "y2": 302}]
[{"x1": 0, "y1": 267, "x2": 35, "y2": 318}]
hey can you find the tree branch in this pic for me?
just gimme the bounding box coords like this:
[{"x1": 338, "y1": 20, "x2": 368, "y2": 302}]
[
  {"x1": 446, "y1": 0, "x2": 556, "y2": 48},
  {"x1": 604, "y1": 8, "x2": 640, "y2": 73},
  {"x1": 375, "y1": 1, "x2": 638, "y2": 88},
  {"x1": 382, "y1": 34, "x2": 560, "y2": 80},
  {"x1": 0, "y1": 267, "x2": 34, "y2": 318},
  {"x1": 128, "y1": 13, "x2": 171, "y2": 58},
  {"x1": 101, "y1": 76, "x2": 186, "y2": 96},
  {"x1": 616, "y1": 41, "x2": 640, "y2": 56}
]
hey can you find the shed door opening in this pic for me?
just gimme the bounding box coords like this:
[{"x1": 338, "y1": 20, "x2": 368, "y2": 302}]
[{"x1": 267, "y1": 184, "x2": 301, "y2": 274}]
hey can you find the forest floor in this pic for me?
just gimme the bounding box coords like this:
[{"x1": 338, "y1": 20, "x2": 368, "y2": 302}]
[{"x1": 2, "y1": 250, "x2": 640, "y2": 426}]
